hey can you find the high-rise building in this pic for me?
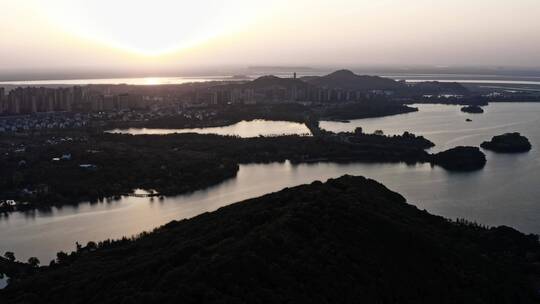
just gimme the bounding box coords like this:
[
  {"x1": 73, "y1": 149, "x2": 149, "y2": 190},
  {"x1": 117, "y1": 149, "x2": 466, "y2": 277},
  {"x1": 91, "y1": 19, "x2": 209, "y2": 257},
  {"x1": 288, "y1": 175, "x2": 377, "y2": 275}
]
[{"x1": 0, "y1": 87, "x2": 5, "y2": 114}]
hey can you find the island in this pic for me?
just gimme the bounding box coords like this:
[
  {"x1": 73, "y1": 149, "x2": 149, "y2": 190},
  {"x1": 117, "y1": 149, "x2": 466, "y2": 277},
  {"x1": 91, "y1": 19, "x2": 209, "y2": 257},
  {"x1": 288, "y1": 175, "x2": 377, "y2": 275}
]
[
  {"x1": 0, "y1": 128, "x2": 486, "y2": 213},
  {"x1": 1, "y1": 176, "x2": 539, "y2": 303},
  {"x1": 106, "y1": 102, "x2": 419, "y2": 130},
  {"x1": 481, "y1": 133, "x2": 532, "y2": 153},
  {"x1": 461, "y1": 105, "x2": 484, "y2": 114},
  {"x1": 319, "y1": 103, "x2": 418, "y2": 121},
  {"x1": 431, "y1": 146, "x2": 487, "y2": 171}
]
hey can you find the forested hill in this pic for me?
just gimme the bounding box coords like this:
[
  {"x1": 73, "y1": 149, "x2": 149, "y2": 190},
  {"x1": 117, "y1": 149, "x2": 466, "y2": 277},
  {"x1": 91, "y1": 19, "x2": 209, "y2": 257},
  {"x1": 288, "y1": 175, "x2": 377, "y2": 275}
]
[
  {"x1": 303, "y1": 69, "x2": 404, "y2": 91},
  {"x1": 2, "y1": 176, "x2": 540, "y2": 303}
]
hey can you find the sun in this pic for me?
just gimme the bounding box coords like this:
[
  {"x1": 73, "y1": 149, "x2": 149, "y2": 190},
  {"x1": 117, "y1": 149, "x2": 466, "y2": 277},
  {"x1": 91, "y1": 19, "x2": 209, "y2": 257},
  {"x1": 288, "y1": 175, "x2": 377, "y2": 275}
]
[{"x1": 37, "y1": 0, "x2": 267, "y2": 56}]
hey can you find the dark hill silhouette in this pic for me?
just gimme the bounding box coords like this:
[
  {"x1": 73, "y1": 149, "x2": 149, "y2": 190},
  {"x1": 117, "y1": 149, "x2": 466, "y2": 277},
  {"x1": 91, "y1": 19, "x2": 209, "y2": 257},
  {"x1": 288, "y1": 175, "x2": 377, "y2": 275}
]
[
  {"x1": 432, "y1": 146, "x2": 487, "y2": 171},
  {"x1": 410, "y1": 81, "x2": 470, "y2": 95},
  {"x1": 246, "y1": 75, "x2": 310, "y2": 89},
  {"x1": 2, "y1": 176, "x2": 539, "y2": 303},
  {"x1": 481, "y1": 133, "x2": 532, "y2": 153},
  {"x1": 461, "y1": 105, "x2": 484, "y2": 113},
  {"x1": 303, "y1": 69, "x2": 404, "y2": 91}
]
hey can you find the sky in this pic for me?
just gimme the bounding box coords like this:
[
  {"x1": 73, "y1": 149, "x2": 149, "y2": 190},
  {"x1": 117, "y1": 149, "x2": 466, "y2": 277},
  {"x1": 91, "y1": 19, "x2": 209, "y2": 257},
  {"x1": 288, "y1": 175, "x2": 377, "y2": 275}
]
[{"x1": 1, "y1": 0, "x2": 540, "y2": 74}]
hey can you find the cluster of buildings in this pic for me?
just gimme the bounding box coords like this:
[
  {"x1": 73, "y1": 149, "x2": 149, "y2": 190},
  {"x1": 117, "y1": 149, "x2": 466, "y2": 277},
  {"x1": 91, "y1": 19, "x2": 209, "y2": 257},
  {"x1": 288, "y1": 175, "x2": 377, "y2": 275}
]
[
  {"x1": 0, "y1": 82, "x2": 379, "y2": 117},
  {"x1": 0, "y1": 113, "x2": 89, "y2": 133},
  {"x1": 0, "y1": 87, "x2": 78, "y2": 114},
  {"x1": 186, "y1": 76, "x2": 390, "y2": 106},
  {"x1": 188, "y1": 86, "x2": 378, "y2": 106},
  {"x1": 0, "y1": 87, "x2": 154, "y2": 115},
  {"x1": 82, "y1": 93, "x2": 156, "y2": 112},
  {"x1": 0, "y1": 73, "x2": 401, "y2": 116}
]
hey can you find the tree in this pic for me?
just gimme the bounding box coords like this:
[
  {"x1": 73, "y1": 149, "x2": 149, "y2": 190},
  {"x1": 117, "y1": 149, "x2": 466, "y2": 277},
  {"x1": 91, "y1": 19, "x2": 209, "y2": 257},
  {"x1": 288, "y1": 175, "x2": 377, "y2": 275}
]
[
  {"x1": 12, "y1": 172, "x2": 25, "y2": 187},
  {"x1": 28, "y1": 257, "x2": 40, "y2": 268},
  {"x1": 56, "y1": 251, "x2": 69, "y2": 264},
  {"x1": 87, "y1": 241, "x2": 97, "y2": 251},
  {"x1": 4, "y1": 251, "x2": 15, "y2": 262}
]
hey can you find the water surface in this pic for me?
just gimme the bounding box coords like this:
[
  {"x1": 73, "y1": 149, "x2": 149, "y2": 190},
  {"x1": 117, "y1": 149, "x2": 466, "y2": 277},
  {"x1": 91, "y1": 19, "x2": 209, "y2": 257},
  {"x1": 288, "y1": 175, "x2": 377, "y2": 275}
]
[
  {"x1": 107, "y1": 120, "x2": 312, "y2": 137},
  {"x1": 3, "y1": 74, "x2": 540, "y2": 86},
  {"x1": 1, "y1": 103, "x2": 539, "y2": 263},
  {"x1": 0, "y1": 76, "x2": 235, "y2": 86},
  {"x1": 321, "y1": 103, "x2": 540, "y2": 152},
  {"x1": 0, "y1": 274, "x2": 8, "y2": 289}
]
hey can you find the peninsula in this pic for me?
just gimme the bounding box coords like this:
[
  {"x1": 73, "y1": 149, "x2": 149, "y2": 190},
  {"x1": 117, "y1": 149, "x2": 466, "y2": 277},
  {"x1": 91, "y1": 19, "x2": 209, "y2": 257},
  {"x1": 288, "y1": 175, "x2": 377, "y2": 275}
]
[
  {"x1": 0, "y1": 128, "x2": 485, "y2": 212},
  {"x1": 1, "y1": 176, "x2": 538, "y2": 303}
]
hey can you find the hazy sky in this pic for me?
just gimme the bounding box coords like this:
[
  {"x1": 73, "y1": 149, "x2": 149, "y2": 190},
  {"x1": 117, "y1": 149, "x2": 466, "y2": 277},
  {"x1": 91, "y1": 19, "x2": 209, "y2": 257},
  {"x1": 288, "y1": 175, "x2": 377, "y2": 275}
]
[{"x1": 1, "y1": 0, "x2": 540, "y2": 73}]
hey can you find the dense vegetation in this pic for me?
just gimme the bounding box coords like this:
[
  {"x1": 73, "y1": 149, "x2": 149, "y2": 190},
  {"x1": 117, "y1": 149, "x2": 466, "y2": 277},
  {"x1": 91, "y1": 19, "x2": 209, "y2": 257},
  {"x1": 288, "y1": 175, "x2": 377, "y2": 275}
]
[
  {"x1": 111, "y1": 102, "x2": 420, "y2": 130},
  {"x1": 320, "y1": 103, "x2": 417, "y2": 121},
  {"x1": 481, "y1": 133, "x2": 532, "y2": 153},
  {"x1": 2, "y1": 175, "x2": 539, "y2": 303},
  {"x1": 303, "y1": 69, "x2": 404, "y2": 91},
  {"x1": 115, "y1": 104, "x2": 311, "y2": 130},
  {"x1": 0, "y1": 132, "x2": 239, "y2": 210},
  {"x1": 1, "y1": 127, "x2": 485, "y2": 212},
  {"x1": 432, "y1": 146, "x2": 487, "y2": 171},
  {"x1": 409, "y1": 81, "x2": 470, "y2": 96}
]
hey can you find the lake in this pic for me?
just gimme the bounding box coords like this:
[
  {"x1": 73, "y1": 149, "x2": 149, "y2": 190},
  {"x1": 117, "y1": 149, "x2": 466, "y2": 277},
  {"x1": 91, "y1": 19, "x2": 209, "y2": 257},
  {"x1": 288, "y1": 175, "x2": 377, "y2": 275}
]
[
  {"x1": 321, "y1": 103, "x2": 540, "y2": 152},
  {"x1": 0, "y1": 274, "x2": 8, "y2": 290},
  {"x1": 3, "y1": 74, "x2": 540, "y2": 86},
  {"x1": 0, "y1": 76, "x2": 237, "y2": 86},
  {"x1": 106, "y1": 119, "x2": 312, "y2": 137},
  {"x1": 1, "y1": 103, "x2": 539, "y2": 263}
]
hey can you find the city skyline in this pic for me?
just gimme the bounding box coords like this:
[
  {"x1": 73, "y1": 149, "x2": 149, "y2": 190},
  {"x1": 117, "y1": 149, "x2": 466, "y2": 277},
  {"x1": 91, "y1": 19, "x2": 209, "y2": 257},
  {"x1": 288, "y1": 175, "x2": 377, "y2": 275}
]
[{"x1": 1, "y1": 0, "x2": 540, "y2": 74}]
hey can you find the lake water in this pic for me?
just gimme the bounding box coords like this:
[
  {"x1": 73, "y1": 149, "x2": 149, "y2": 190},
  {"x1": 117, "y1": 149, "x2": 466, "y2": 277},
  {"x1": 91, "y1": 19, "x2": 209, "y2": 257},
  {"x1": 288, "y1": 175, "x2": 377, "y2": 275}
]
[
  {"x1": 1, "y1": 103, "x2": 539, "y2": 263},
  {"x1": 321, "y1": 103, "x2": 540, "y2": 152},
  {"x1": 396, "y1": 79, "x2": 540, "y2": 86},
  {"x1": 0, "y1": 274, "x2": 8, "y2": 290},
  {"x1": 106, "y1": 120, "x2": 312, "y2": 137},
  {"x1": 2, "y1": 74, "x2": 540, "y2": 86},
  {"x1": 0, "y1": 76, "x2": 237, "y2": 86}
]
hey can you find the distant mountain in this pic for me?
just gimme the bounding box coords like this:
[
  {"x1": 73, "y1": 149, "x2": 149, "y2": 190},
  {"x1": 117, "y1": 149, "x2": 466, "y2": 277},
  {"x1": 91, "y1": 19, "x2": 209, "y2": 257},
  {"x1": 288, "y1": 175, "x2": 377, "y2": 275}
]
[
  {"x1": 409, "y1": 81, "x2": 470, "y2": 95},
  {"x1": 3, "y1": 176, "x2": 539, "y2": 303},
  {"x1": 217, "y1": 71, "x2": 469, "y2": 98},
  {"x1": 247, "y1": 66, "x2": 315, "y2": 73},
  {"x1": 303, "y1": 69, "x2": 404, "y2": 91},
  {"x1": 245, "y1": 75, "x2": 310, "y2": 89}
]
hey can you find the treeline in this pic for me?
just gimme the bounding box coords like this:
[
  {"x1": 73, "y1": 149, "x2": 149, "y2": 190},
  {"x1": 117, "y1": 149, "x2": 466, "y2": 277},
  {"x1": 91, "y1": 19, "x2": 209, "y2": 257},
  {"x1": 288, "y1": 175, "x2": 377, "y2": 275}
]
[
  {"x1": 1, "y1": 122, "x2": 487, "y2": 212},
  {"x1": 109, "y1": 102, "x2": 423, "y2": 130},
  {"x1": 0, "y1": 129, "x2": 435, "y2": 211},
  {"x1": 0, "y1": 133, "x2": 239, "y2": 211},
  {"x1": 320, "y1": 103, "x2": 418, "y2": 121},
  {"x1": 109, "y1": 103, "x2": 311, "y2": 130}
]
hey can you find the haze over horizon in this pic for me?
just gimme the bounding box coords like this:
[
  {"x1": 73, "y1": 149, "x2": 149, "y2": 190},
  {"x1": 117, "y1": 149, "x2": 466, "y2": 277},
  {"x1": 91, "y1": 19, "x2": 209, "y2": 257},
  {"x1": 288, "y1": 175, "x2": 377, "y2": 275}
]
[{"x1": 1, "y1": 0, "x2": 540, "y2": 76}]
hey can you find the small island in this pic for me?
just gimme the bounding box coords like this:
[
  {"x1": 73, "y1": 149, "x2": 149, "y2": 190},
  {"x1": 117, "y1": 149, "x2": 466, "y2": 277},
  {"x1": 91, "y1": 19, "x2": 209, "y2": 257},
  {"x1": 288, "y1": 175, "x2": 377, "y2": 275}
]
[
  {"x1": 481, "y1": 133, "x2": 532, "y2": 153},
  {"x1": 432, "y1": 146, "x2": 487, "y2": 171},
  {"x1": 461, "y1": 105, "x2": 484, "y2": 114}
]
